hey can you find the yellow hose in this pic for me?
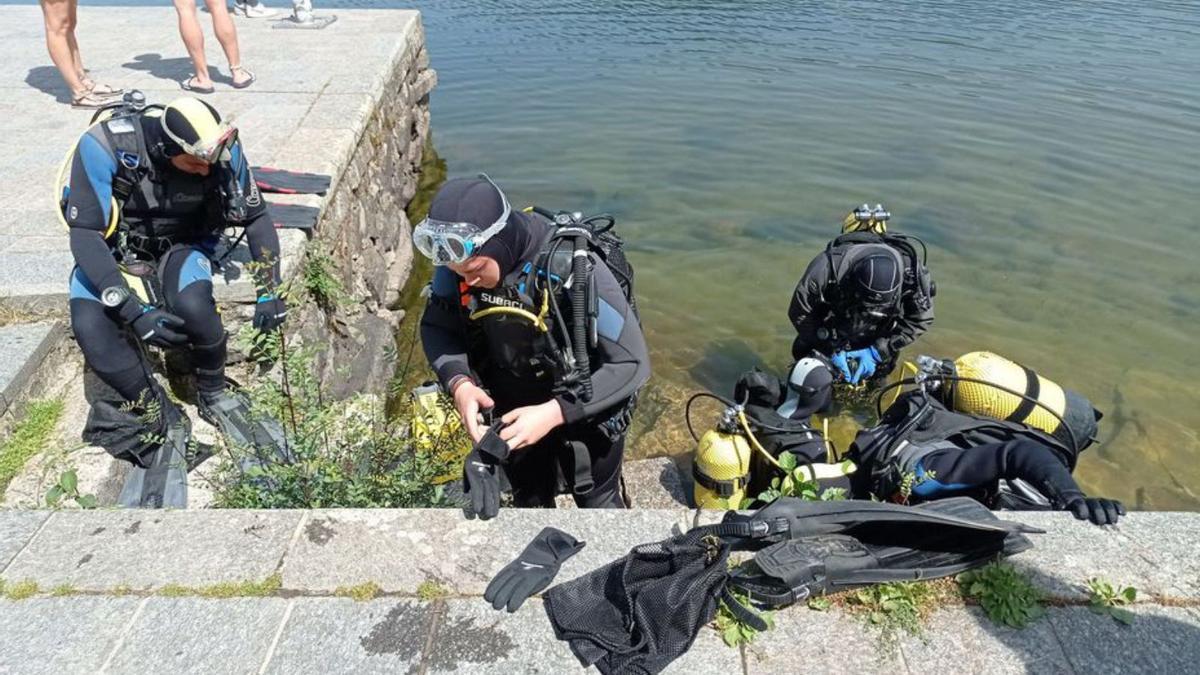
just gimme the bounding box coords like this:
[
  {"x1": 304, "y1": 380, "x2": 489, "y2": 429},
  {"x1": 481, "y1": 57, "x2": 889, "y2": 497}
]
[
  {"x1": 467, "y1": 287, "x2": 551, "y2": 332},
  {"x1": 736, "y1": 409, "x2": 784, "y2": 470}
]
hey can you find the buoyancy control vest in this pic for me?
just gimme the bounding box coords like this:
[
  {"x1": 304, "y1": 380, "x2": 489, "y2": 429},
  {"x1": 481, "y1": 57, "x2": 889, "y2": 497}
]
[{"x1": 847, "y1": 388, "x2": 1083, "y2": 502}]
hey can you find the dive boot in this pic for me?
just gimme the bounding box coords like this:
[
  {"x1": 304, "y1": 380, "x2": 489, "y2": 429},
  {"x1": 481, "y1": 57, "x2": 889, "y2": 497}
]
[
  {"x1": 118, "y1": 408, "x2": 190, "y2": 509},
  {"x1": 198, "y1": 388, "x2": 293, "y2": 467},
  {"x1": 723, "y1": 497, "x2": 1037, "y2": 608}
]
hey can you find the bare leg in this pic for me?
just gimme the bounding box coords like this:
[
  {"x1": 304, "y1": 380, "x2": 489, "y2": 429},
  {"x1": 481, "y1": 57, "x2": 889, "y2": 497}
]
[
  {"x1": 39, "y1": 0, "x2": 87, "y2": 97},
  {"x1": 205, "y1": 0, "x2": 252, "y2": 87},
  {"x1": 65, "y1": 0, "x2": 85, "y2": 81},
  {"x1": 173, "y1": 0, "x2": 214, "y2": 89}
]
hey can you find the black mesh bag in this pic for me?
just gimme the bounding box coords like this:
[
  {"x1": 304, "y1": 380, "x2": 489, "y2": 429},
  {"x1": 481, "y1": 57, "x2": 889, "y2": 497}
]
[{"x1": 543, "y1": 532, "x2": 730, "y2": 675}]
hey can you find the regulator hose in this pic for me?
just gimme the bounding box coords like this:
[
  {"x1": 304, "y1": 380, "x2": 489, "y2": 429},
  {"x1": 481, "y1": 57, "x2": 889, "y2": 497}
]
[{"x1": 572, "y1": 233, "x2": 592, "y2": 401}]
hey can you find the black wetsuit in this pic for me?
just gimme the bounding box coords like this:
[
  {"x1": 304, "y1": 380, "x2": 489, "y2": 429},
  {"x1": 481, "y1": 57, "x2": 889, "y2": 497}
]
[
  {"x1": 420, "y1": 212, "x2": 651, "y2": 508},
  {"x1": 789, "y1": 239, "x2": 934, "y2": 373},
  {"x1": 64, "y1": 111, "x2": 279, "y2": 402}
]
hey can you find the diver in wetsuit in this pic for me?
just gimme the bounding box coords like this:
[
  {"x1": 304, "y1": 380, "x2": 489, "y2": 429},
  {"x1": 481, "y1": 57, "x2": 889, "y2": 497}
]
[
  {"x1": 63, "y1": 96, "x2": 287, "y2": 483},
  {"x1": 789, "y1": 213, "x2": 934, "y2": 385},
  {"x1": 417, "y1": 176, "x2": 650, "y2": 512}
]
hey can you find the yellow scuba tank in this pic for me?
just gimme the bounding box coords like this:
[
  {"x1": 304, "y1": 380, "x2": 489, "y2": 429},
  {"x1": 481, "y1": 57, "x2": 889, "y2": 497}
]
[
  {"x1": 947, "y1": 351, "x2": 1097, "y2": 451},
  {"x1": 842, "y1": 203, "x2": 890, "y2": 234},
  {"x1": 692, "y1": 421, "x2": 753, "y2": 509}
]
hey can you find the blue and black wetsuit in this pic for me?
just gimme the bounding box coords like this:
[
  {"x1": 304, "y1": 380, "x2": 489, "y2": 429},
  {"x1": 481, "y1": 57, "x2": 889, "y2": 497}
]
[{"x1": 63, "y1": 111, "x2": 280, "y2": 402}]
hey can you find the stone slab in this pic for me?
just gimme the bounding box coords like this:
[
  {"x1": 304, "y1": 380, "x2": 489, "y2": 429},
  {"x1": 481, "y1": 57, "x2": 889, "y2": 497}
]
[
  {"x1": 0, "y1": 6, "x2": 422, "y2": 302},
  {"x1": 1048, "y1": 605, "x2": 1200, "y2": 675},
  {"x1": 623, "y1": 456, "x2": 688, "y2": 509},
  {"x1": 3, "y1": 510, "x2": 303, "y2": 590},
  {"x1": 0, "y1": 596, "x2": 143, "y2": 675},
  {"x1": 282, "y1": 508, "x2": 690, "y2": 594},
  {"x1": 104, "y1": 597, "x2": 289, "y2": 675},
  {"x1": 1005, "y1": 511, "x2": 1187, "y2": 600},
  {"x1": 426, "y1": 598, "x2": 583, "y2": 674},
  {"x1": 1113, "y1": 512, "x2": 1200, "y2": 597},
  {"x1": 745, "y1": 605, "x2": 894, "y2": 674},
  {"x1": 898, "y1": 607, "x2": 1072, "y2": 674},
  {"x1": 0, "y1": 511, "x2": 48, "y2": 573},
  {"x1": 0, "y1": 322, "x2": 60, "y2": 415},
  {"x1": 263, "y1": 598, "x2": 434, "y2": 675}
]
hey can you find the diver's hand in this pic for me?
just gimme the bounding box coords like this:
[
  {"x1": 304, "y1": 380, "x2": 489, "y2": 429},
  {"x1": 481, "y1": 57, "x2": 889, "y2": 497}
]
[
  {"x1": 499, "y1": 401, "x2": 565, "y2": 450},
  {"x1": 253, "y1": 295, "x2": 288, "y2": 332},
  {"x1": 1061, "y1": 492, "x2": 1126, "y2": 526},
  {"x1": 830, "y1": 351, "x2": 853, "y2": 381},
  {"x1": 452, "y1": 380, "x2": 494, "y2": 442},
  {"x1": 131, "y1": 308, "x2": 188, "y2": 348},
  {"x1": 847, "y1": 346, "x2": 881, "y2": 384}
]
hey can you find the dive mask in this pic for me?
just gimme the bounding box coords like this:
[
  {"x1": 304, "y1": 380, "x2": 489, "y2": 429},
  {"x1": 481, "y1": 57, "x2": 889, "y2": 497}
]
[
  {"x1": 413, "y1": 174, "x2": 511, "y2": 265},
  {"x1": 183, "y1": 124, "x2": 238, "y2": 164}
]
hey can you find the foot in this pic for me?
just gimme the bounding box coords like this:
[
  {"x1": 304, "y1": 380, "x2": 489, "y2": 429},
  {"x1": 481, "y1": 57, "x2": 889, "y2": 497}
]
[
  {"x1": 70, "y1": 88, "x2": 120, "y2": 109},
  {"x1": 180, "y1": 75, "x2": 215, "y2": 94},
  {"x1": 233, "y1": 1, "x2": 280, "y2": 19},
  {"x1": 80, "y1": 78, "x2": 123, "y2": 97},
  {"x1": 230, "y1": 65, "x2": 256, "y2": 89}
]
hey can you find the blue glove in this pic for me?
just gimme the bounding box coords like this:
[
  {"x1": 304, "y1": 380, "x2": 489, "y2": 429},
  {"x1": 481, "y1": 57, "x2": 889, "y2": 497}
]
[
  {"x1": 830, "y1": 351, "x2": 853, "y2": 381},
  {"x1": 847, "y1": 347, "x2": 881, "y2": 384}
]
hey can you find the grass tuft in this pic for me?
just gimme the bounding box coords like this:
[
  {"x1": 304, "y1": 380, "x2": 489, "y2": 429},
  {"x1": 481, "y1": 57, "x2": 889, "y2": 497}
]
[{"x1": 0, "y1": 399, "x2": 65, "y2": 499}]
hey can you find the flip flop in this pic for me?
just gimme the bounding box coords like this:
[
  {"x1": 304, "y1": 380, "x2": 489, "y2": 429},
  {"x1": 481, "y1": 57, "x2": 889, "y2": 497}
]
[
  {"x1": 71, "y1": 89, "x2": 120, "y2": 109},
  {"x1": 180, "y1": 75, "x2": 215, "y2": 94},
  {"x1": 230, "y1": 65, "x2": 256, "y2": 90}
]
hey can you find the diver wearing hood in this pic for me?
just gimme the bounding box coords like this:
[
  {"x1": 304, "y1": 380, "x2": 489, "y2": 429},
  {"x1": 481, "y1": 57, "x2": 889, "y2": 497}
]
[
  {"x1": 62, "y1": 95, "x2": 289, "y2": 501},
  {"x1": 789, "y1": 228, "x2": 934, "y2": 385},
  {"x1": 847, "y1": 387, "x2": 1125, "y2": 525},
  {"x1": 418, "y1": 176, "x2": 651, "y2": 512}
]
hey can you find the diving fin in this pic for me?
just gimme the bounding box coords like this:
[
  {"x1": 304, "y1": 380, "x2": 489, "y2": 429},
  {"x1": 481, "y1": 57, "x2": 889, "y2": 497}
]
[
  {"x1": 267, "y1": 202, "x2": 320, "y2": 232},
  {"x1": 199, "y1": 388, "x2": 293, "y2": 469},
  {"x1": 725, "y1": 497, "x2": 1037, "y2": 608},
  {"x1": 252, "y1": 167, "x2": 331, "y2": 195},
  {"x1": 117, "y1": 410, "x2": 190, "y2": 509}
]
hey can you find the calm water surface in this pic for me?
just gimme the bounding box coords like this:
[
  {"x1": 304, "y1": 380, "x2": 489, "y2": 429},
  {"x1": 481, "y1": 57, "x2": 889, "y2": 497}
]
[{"x1": 112, "y1": 0, "x2": 1200, "y2": 508}]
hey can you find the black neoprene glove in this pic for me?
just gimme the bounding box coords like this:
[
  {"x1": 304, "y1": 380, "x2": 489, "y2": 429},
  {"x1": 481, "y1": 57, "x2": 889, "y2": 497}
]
[
  {"x1": 131, "y1": 308, "x2": 188, "y2": 348},
  {"x1": 253, "y1": 296, "x2": 288, "y2": 332},
  {"x1": 462, "y1": 446, "x2": 501, "y2": 521},
  {"x1": 484, "y1": 527, "x2": 585, "y2": 612},
  {"x1": 1058, "y1": 492, "x2": 1126, "y2": 526}
]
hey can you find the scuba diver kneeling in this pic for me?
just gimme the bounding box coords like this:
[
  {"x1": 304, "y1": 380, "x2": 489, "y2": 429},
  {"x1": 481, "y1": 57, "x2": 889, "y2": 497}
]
[
  {"x1": 61, "y1": 94, "x2": 290, "y2": 507},
  {"x1": 788, "y1": 204, "x2": 935, "y2": 385},
  {"x1": 417, "y1": 176, "x2": 650, "y2": 518}
]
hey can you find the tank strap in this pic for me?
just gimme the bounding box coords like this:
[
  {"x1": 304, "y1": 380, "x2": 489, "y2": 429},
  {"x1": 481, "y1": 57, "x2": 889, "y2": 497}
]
[
  {"x1": 1003, "y1": 365, "x2": 1040, "y2": 423},
  {"x1": 692, "y1": 464, "x2": 748, "y2": 498}
]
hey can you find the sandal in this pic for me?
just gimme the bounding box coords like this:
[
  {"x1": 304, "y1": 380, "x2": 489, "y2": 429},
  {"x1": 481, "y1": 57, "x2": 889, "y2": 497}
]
[
  {"x1": 71, "y1": 89, "x2": 119, "y2": 109},
  {"x1": 180, "y1": 75, "x2": 215, "y2": 94},
  {"x1": 230, "y1": 65, "x2": 256, "y2": 90},
  {"x1": 81, "y1": 78, "x2": 123, "y2": 97}
]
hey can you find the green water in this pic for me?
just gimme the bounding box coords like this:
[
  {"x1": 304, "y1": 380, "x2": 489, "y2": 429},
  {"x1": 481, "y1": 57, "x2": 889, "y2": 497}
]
[{"x1": 400, "y1": 0, "x2": 1200, "y2": 509}]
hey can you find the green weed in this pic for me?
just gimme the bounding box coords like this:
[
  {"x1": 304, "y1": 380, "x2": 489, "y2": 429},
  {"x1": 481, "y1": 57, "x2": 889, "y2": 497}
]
[
  {"x1": 745, "y1": 451, "x2": 851, "y2": 507},
  {"x1": 416, "y1": 580, "x2": 448, "y2": 602},
  {"x1": 1086, "y1": 578, "x2": 1137, "y2": 626},
  {"x1": 335, "y1": 581, "x2": 383, "y2": 602},
  {"x1": 3, "y1": 579, "x2": 39, "y2": 601},
  {"x1": 846, "y1": 581, "x2": 939, "y2": 653},
  {"x1": 0, "y1": 399, "x2": 65, "y2": 499},
  {"x1": 45, "y1": 469, "x2": 98, "y2": 509},
  {"x1": 715, "y1": 588, "x2": 774, "y2": 648},
  {"x1": 958, "y1": 562, "x2": 1045, "y2": 628}
]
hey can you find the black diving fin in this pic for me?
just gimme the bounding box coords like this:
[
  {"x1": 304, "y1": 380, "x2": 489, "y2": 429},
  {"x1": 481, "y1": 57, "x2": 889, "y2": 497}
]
[
  {"x1": 199, "y1": 388, "x2": 293, "y2": 470},
  {"x1": 117, "y1": 408, "x2": 191, "y2": 509},
  {"x1": 723, "y1": 497, "x2": 1037, "y2": 608},
  {"x1": 252, "y1": 167, "x2": 331, "y2": 195},
  {"x1": 267, "y1": 203, "x2": 320, "y2": 232}
]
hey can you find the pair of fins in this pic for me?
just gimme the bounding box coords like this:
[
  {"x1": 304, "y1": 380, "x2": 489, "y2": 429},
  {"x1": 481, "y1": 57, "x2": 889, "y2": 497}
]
[
  {"x1": 252, "y1": 167, "x2": 331, "y2": 233},
  {"x1": 117, "y1": 410, "x2": 214, "y2": 509},
  {"x1": 712, "y1": 497, "x2": 1039, "y2": 609}
]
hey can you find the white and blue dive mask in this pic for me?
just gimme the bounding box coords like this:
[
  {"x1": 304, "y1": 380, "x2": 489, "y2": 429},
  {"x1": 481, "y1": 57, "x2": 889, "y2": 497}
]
[{"x1": 413, "y1": 174, "x2": 511, "y2": 265}]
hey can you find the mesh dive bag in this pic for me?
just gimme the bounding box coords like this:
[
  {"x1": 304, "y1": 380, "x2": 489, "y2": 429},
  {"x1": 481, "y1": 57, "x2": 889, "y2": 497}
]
[{"x1": 543, "y1": 531, "x2": 730, "y2": 675}]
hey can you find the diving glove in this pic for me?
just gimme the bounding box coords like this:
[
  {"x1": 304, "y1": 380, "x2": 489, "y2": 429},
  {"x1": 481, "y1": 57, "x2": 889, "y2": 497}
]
[
  {"x1": 131, "y1": 307, "x2": 188, "y2": 349},
  {"x1": 475, "y1": 422, "x2": 512, "y2": 462},
  {"x1": 462, "y1": 446, "x2": 501, "y2": 520},
  {"x1": 1060, "y1": 492, "x2": 1126, "y2": 526},
  {"x1": 830, "y1": 351, "x2": 853, "y2": 382},
  {"x1": 253, "y1": 295, "x2": 288, "y2": 332},
  {"x1": 484, "y1": 527, "x2": 584, "y2": 612},
  {"x1": 846, "y1": 347, "x2": 880, "y2": 384}
]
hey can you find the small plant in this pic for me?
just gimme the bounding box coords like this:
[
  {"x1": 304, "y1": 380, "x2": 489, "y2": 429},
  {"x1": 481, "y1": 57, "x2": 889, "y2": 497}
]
[
  {"x1": 715, "y1": 589, "x2": 774, "y2": 647},
  {"x1": 3, "y1": 579, "x2": 39, "y2": 601},
  {"x1": 746, "y1": 452, "x2": 852, "y2": 507},
  {"x1": 416, "y1": 580, "x2": 448, "y2": 602},
  {"x1": 157, "y1": 584, "x2": 192, "y2": 598},
  {"x1": 0, "y1": 399, "x2": 65, "y2": 500},
  {"x1": 197, "y1": 573, "x2": 282, "y2": 599},
  {"x1": 299, "y1": 244, "x2": 347, "y2": 311},
  {"x1": 45, "y1": 469, "x2": 99, "y2": 509},
  {"x1": 897, "y1": 469, "x2": 936, "y2": 505},
  {"x1": 846, "y1": 581, "x2": 937, "y2": 651},
  {"x1": 958, "y1": 562, "x2": 1045, "y2": 628},
  {"x1": 335, "y1": 581, "x2": 383, "y2": 602},
  {"x1": 112, "y1": 584, "x2": 135, "y2": 597},
  {"x1": 50, "y1": 583, "x2": 77, "y2": 597},
  {"x1": 807, "y1": 595, "x2": 833, "y2": 611},
  {"x1": 1086, "y1": 578, "x2": 1137, "y2": 626}
]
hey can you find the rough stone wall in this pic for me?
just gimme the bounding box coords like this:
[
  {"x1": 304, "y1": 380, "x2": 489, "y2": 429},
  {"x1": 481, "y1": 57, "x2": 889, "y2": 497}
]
[{"x1": 293, "y1": 28, "x2": 437, "y2": 399}]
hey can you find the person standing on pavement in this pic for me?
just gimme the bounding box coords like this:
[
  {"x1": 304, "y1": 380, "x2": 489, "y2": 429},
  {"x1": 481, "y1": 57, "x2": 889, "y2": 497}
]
[
  {"x1": 171, "y1": 0, "x2": 256, "y2": 93},
  {"x1": 39, "y1": 0, "x2": 123, "y2": 108}
]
